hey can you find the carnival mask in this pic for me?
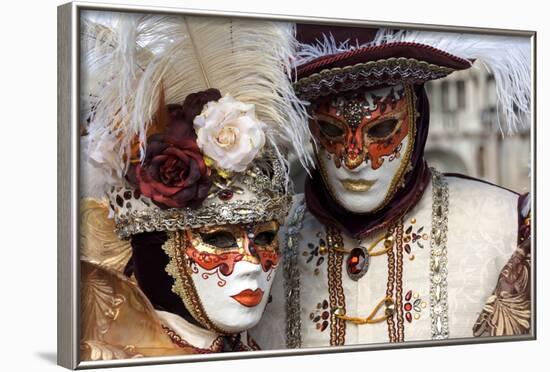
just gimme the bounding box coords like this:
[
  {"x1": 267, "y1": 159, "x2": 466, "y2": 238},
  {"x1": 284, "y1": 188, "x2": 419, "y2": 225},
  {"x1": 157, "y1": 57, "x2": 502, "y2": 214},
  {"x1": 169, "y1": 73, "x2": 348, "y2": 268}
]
[
  {"x1": 162, "y1": 221, "x2": 280, "y2": 334},
  {"x1": 310, "y1": 84, "x2": 416, "y2": 213}
]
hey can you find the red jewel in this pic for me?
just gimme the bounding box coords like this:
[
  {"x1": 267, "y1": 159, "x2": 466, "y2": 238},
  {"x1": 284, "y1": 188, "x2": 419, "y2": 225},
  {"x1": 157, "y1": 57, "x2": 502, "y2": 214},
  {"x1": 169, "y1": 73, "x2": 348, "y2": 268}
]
[
  {"x1": 347, "y1": 247, "x2": 366, "y2": 275},
  {"x1": 405, "y1": 290, "x2": 412, "y2": 301},
  {"x1": 218, "y1": 189, "x2": 234, "y2": 201},
  {"x1": 404, "y1": 303, "x2": 413, "y2": 312},
  {"x1": 405, "y1": 312, "x2": 413, "y2": 323}
]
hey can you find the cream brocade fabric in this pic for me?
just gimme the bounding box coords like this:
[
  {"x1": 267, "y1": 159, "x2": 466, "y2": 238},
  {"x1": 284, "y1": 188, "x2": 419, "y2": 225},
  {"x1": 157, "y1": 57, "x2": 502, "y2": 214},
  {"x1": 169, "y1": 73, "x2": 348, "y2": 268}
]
[{"x1": 250, "y1": 175, "x2": 520, "y2": 348}]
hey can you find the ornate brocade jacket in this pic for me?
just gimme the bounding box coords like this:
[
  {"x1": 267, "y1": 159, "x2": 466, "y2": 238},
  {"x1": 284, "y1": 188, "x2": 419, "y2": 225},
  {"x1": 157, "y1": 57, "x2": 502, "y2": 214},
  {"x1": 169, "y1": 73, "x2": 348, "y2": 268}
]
[
  {"x1": 80, "y1": 261, "x2": 259, "y2": 361},
  {"x1": 251, "y1": 170, "x2": 531, "y2": 348}
]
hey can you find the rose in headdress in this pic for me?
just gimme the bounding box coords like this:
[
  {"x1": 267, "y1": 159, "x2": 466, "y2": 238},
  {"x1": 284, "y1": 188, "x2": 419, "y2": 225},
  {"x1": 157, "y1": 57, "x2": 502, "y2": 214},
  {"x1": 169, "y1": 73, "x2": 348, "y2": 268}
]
[
  {"x1": 128, "y1": 90, "x2": 222, "y2": 209},
  {"x1": 193, "y1": 95, "x2": 266, "y2": 173}
]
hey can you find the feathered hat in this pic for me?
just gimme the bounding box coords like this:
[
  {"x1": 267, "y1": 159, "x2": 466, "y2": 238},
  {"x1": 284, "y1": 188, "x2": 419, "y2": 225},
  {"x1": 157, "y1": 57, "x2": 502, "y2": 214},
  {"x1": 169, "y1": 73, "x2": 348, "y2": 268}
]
[
  {"x1": 80, "y1": 12, "x2": 314, "y2": 239},
  {"x1": 293, "y1": 24, "x2": 531, "y2": 134}
]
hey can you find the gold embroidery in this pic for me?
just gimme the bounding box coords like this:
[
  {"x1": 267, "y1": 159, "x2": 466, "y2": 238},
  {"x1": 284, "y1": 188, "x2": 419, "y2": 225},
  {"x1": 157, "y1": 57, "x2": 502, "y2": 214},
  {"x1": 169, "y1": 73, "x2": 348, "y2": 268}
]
[
  {"x1": 326, "y1": 226, "x2": 346, "y2": 346},
  {"x1": 161, "y1": 324, "x2": 224, "y2": 353},
  {"x1": 385, "y1": 224, "x2": 398, "y2": 342},
  {"x1": 394, "y1": 220, "x2": 405, "y2": 341}
]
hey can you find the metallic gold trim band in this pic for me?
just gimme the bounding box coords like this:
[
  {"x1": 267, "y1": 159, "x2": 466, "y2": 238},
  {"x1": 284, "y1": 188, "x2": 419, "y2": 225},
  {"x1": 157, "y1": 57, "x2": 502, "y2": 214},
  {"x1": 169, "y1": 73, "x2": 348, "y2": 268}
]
[{"x1": 326, "y1": 226, "x2": 346, "y2": 346}]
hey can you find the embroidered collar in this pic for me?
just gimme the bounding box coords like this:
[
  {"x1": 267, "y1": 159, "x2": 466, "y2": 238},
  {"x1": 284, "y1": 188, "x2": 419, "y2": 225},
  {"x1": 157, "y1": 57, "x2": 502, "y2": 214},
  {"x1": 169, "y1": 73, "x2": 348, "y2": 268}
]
[
  {"x1": 157, "y1": 310, "x2": 224, "y2": 352},
  {"x1": 156, "y1": 310, "x2": 256, "y2": 352}
]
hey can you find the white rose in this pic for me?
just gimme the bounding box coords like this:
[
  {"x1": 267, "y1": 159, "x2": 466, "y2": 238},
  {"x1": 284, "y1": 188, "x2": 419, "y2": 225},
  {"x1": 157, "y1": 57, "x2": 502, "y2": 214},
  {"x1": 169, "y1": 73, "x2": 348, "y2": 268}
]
[{"x1": 193, "y1": 95, "x2": 266, "y2": 172}]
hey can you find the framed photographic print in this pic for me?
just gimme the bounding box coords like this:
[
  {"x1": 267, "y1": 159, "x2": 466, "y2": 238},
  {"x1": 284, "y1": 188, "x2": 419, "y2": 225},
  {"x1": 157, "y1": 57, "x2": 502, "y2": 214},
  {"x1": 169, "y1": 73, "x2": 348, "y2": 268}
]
[{"x1": 57, "y1": 1, "x2": 535, "y2": 369}]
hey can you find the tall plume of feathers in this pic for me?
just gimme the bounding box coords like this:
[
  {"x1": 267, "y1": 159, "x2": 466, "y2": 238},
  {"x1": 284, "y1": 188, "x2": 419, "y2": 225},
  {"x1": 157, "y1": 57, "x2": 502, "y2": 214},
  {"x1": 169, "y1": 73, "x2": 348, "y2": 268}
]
[
  {"x1": 295, "y1": 29, "x2": 532, "y2": 135},
  {"x1": 81, "y1": 11, "x2": 314, "y2": 196}
]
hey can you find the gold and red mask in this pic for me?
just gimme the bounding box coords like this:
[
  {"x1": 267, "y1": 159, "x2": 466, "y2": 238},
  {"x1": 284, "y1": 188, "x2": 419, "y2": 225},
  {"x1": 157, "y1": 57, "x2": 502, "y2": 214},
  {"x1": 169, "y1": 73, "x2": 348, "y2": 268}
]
[
  {"x1": 310, "y1": 85, "x2": 411, "y2": 170},
  {"x1": 310, "y1": 84, "x2": 416, "y2": 214}
]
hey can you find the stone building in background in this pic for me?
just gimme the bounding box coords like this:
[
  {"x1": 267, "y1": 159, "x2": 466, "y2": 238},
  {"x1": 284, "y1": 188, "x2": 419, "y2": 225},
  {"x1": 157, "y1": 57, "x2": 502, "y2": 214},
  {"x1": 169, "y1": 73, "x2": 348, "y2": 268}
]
[{"x1": 424, "y1": 61, "x2": 531, "y2": 194}]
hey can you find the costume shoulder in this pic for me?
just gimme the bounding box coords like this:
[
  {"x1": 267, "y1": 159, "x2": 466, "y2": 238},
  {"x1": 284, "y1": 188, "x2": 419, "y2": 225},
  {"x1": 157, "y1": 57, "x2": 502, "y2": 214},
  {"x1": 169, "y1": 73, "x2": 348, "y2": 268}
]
[
  {"x1": 80, "y1": 260, "x2": 194, "y2": 360},
  {"x1": 445, "y1": 174, "x2": 520, "y2": 243},
  {"x1": 445, "y1": 174, "x2": 519, "y2": 212}
]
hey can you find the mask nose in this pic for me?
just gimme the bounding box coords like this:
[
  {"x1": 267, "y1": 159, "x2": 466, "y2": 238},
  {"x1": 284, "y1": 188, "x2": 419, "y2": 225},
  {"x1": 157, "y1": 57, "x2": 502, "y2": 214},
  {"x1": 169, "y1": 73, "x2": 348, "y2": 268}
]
[{"x1": 344, "y1": 130, "x2": 366, "y2": 170}]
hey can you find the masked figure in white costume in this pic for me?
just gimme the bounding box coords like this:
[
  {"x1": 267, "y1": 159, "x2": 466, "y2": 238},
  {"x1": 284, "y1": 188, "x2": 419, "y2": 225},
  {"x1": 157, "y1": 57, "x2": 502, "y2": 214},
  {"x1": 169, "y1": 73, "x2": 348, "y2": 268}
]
[
  {"x1": 78, "y1": 13, "x2": 312, "y2": 359},
  {"x1": 252, "y1": 25, "x2": 532, "y2": 348}
]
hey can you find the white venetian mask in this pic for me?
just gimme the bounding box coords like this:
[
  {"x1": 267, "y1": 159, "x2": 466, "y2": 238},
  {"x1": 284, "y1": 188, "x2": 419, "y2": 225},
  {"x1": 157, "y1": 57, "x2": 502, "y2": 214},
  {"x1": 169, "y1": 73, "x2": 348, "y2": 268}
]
[
  {"x1": 162, "y1": 221, "x2": 280, "y2": 334},
  {"x1": 310, "y1": 84, "x2": 416, "y2": 213}
]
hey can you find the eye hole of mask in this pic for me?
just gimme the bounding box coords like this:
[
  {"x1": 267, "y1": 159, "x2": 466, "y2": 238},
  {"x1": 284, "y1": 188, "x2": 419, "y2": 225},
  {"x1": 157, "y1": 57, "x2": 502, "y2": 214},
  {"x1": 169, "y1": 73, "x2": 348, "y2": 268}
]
[
  {"x1": 366, "y1": 119, "x2": 399, "y2": 139},
  {"x1": 253, "y1": 231, "x2": 277, "y2": 246},
  {"x1": 200, "y1": 231, "x2": 238, "y2": 249},
  {"x1": 317, "y1": 120, "x2": 345, "y2": 138}
]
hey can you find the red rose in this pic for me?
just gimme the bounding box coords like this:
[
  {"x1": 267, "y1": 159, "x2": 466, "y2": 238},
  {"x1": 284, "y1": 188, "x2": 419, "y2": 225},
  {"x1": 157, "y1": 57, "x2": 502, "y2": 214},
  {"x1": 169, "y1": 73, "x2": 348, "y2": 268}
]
[{"x1": 133, "y1": 134, "x2": 212, "y2": 209}]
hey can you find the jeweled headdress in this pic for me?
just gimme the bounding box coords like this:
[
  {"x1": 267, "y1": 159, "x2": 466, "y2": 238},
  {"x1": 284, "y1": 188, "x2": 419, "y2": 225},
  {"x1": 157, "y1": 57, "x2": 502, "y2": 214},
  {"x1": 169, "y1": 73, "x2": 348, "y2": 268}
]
[{"x1": 81, "y1": 12, "x2": 313, "y2": 239}]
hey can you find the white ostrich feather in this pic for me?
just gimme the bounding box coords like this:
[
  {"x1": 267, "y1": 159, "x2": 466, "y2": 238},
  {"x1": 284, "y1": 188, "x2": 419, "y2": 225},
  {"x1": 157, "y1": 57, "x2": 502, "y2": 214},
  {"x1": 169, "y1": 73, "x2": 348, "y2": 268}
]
[
  {"x1": 81, "y1": 12, "x2": 314, "y2": 192},
  {"x1": 296, "y1": 28, "x2": 532, "y2": 135}
]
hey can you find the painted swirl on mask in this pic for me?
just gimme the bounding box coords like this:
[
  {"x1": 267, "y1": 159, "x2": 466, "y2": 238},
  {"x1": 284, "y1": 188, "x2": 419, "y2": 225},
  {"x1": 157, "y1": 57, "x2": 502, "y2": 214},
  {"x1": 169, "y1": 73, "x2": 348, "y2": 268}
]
[{"x1": 185, "y1": 245, "x2": 244, "y2": 277}]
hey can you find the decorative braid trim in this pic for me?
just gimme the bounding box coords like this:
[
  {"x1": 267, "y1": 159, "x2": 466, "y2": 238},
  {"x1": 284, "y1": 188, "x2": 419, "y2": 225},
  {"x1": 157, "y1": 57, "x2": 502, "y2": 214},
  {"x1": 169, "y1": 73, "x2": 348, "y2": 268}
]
[
  {"x1": 429, "y1": 168, "x2": 450, "y2": 340},
  {"x1": 326, "y1": 226, "x2": 346, "y2": 346},
  {"x1": 294, "y1": 57, "x2": 454, "y2": 101},
  {"x1": 284, "y1": 196, "x2": 307, "y2": 349}
]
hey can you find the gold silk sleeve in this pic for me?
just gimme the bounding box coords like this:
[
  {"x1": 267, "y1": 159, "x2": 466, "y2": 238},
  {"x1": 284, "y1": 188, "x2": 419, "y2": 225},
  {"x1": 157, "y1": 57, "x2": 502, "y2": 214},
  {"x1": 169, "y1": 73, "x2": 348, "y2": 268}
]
[
  {"x1": 80, "y1": 260, "x2": 194, "y2": 361},
  {"x1": 80, "y1": 198, "x2": 132, "y2": 273}
]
